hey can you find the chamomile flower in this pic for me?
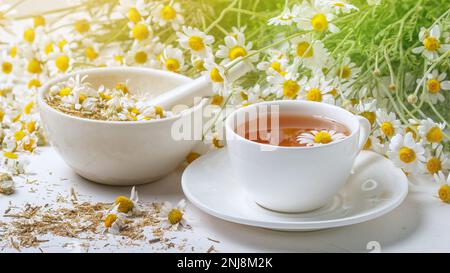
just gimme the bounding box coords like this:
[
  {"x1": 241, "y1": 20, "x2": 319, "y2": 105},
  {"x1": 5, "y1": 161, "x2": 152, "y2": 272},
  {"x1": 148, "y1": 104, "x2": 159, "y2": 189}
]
[
  {"x1": 376, "y1": 109, "x2": 401, "y2": 138},
  {"x1": 118, "y1": 0, "x2": 150, "y2": 23},
  {"x1": 268, "y1": 4, "x2": 301, "y2": 26},
  {"x1": 216, "y1": 33, "x2": 258, "y2": 65},
  {"x1": 159, "y1": 199, "x2": 187, "y2": 230},
  {"x1": 267, "y1": 70, "x2": 307, "y2": 99},
  {"x1": 355, "y1": 98, "x2": 377, "y2": 125},
  {"x1": 106, "y1": 45, "x2": 126, "y2": 66},
  {"x1": 48, "y1": 49, "x2": 75, "y2": 76},
  {"x1": 364, "y1": 131, "x2": 388, "y2": 155},
  {"x1": 160, "y1": 47, "x2": 185, "y2": 73},
  {"x1": 126, "y1": 43, "x2": 152, "y2": 66},
  {"x1": 129, "y1": 18, "x2": 152, "y2": 43},
  {"x1": 388, "y1": 132, "x2": 425, "y2": 174},
  {"x1": 291, "y1": 36, "x2": 329, "y2": 70},
  {"x1": 82, "y1": 39, "x2": 101, "y2": 63},
  {"x1": 418, "y1": 118, "x2": 446, "y2": 148},
  {"x1": 434, "y1": 172, "x2": 450, "y2": 203},
  {"x1": 113, "y1": 186, "x2": 143, "y2": 215},
  {"x1": 1, "y1": 151, "x2": 29, "y2": 175},
  {"x1": 323, "y1": 0, "x2": 358, "y2": 14},
  {"x1": 297, "y1": 130, "x2": 347, "y2": 146},
  {"x1": 425, "y1": 145, "x2": 450, "y2": 176},
  {"x1": 412, "y1": 25, "x2": 450, "y2": 60},
  {"x1": 335, "y1": 57, "x2": 361, "y2": 81},
  {"x1": 152, "y1": 2, "x2": 184, "y2": 30},
  {"x1": 299, "y1": 76, "x2": 335, "y2": 104},
  {"x1": 203, "y1": 61, "x2": 229, "y2": 95},
  {"x1": 419, "y1": 69, "x2": 450, "y2": 104},
  {"x1": 103, "y1": 204, "x2": 126, "y2": 235},
  {"x1": 256, "y1": 49, "x2": 289, "y2": 76},
  {"x1": 0, "y1": 50, "x2": 16, "y2": 80},
  {"x1": 177, "y1": 26, "x2": 214, "y2": 57},
  {"x1": 297, "y1": 1, "x2": 339, "y2": 33}
]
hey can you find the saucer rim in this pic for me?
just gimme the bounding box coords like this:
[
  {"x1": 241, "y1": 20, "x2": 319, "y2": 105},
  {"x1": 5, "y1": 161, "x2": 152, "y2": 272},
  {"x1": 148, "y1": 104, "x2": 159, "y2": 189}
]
[{"x1": 182, "y1": 149, "x2": 409, "y2": 230}]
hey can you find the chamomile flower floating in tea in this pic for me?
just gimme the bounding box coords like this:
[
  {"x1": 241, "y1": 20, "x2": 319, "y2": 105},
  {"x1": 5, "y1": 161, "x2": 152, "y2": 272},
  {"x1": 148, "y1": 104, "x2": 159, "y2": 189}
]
[
  {"x1": 297, "y1": 130, "x2": 346, "y2": 146},
  {"x1": 45, "y1": 75, "x2": 171, "y2": 121}
]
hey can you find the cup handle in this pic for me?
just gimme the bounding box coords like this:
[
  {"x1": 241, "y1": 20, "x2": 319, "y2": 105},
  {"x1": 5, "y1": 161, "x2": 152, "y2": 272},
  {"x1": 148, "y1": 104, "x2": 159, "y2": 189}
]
[{"x1": 357, "y1": 116, "x2": 371, "y2": 152}]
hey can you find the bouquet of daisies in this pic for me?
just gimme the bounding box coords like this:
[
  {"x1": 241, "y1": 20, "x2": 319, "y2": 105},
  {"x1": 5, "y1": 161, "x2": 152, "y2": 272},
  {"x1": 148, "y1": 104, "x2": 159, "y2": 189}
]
[{"x1": 0, "y1": 0, "x2": 449, "y2": 201}]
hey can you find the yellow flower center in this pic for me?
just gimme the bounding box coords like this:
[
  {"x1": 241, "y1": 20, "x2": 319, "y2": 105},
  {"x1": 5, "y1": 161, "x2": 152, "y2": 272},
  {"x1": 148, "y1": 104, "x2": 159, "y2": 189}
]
[
  {"x1": 28, "y1": 78, "x2": 41, "y2": 89},
  {"x1": 44, "y1": 42, "x2": 54, "y2": 55},
  {"x1": 27, "y1": 121, "x2": 36, "y2": 133},
  {"x1": 399, "y1": 147, "x2": 416, "y2": 163},
  {"x1": 381, "y1": 121, "x2": 395, "y2": 137},
  {"x1": 211, "y1": 94, "x2": 224, "y2": 105},
  {"x1": 155, "y1": 106, "x2": 164, "y2": 118},
  {"x1": 10, "y1": 46, "x2": 17, "y2": 58},
  {"x1": 104, "y1": 214, "x2": 117, "y2": 228},
  {"x1": 127, "y1": 7, "x2": 141, "y2": 23},
  {"x1": 132, "y1": 23, "x2": 149, "y2": 41},
  {"x1": 426, "y1": 127, "x2": 443, "y2": 143},
  {"x1": 23, "y1": 138, "x2": 35, "y2": 152},
  {"x1": 134, "y1": 51, "x2": 148, "y2": 64},
  {"x1": 228, "y1": 46, "x2": 247, "y2": 61},
  {"x1": 363, "y1": 137, "x2": 372, "y2": 150},
  {"x1": 99, "y1": 92, "x2": 111, "y2": 100},
  {"x1": 311, "y1": 13, "x2": 328, "y2": 32},
  {"x1": 188, "y1": 36, "x2": 205, "y2": 52},
  {"x1": 168, "y1": 208, "x2": 183, "y2": 225},
  {"x1": 79, "y1": 94, "x2": 86, "y2": 103},
  {"x1": 114, "y1": 55, "x2": 124, "y2": 64},
  {"x1": 74, "y1": 19, "x2": 90, "y2": 33},
  {"x1": 405, "y1": 126, "x2": 418, "y2": 140},
  {"x1": 116, "y1": 83, "x2": 129, "y2": 94},
  {"x1": 423, "y1": 37, "x2": 440, "y2": 51},
  {"x1": 23, "y1": 28, "x2": 35, "y2": 43},
  {"x1": 55, "y1": 55, "x2": 70, "y2": 72},
  {"x1": 210, "y1": 68, "x2": 224, "y2": 83},
  {"x1": 328, "y1": 88, "x2": 337, "y2": 97},
  {"x1": 426, "y1": 157, "x2": 442, "y2": 174},
  {"x1": 114, "y1": 196, "x2": 134, "y2": 213},
  {"x1": 186, "y1": 152, "x2": 200, "y2": 163},
  {"x1": 283, "y1": 80, "x2": 300, "y2": 98},
  {"x1": 160, "y1": 5, "x2": 176, "y2": 21},
  {"x1": 14, "y1": 130, "x2": 26, "y2": 141},
  {"x1": 33, "y1": 15, "x2": 46, "y2": 28},
  {"x1": 129, "y1": 107, "x2": 140, "y2": 115},
  {"x1": 314, "y1": 131, "x2": 332, "y2": 144},
  {"x1": 1, "y1": 62, "x2": 12, "y2": 74},
  {"x1": 85, "y1": 47, "x2": 98, "y2": 60},
  {"x1": 4, "y1": 152, "x2": 18, "y2": 159},
  {"x1": 212, "y1": 137, "x2": 224, "y2": 148},
  {"x1": 296, "y1": 42, "x2": 314, "y2": 58},
  {"x1": 361, "y1": 111, "x2": 376, "y2": 125},
  {"x1": 270, "y1": 61, "x2": 282, "y2": 73},
  {"x1": 438, "y1": 184, "x2": 450, "y2": 204},
  {"x1": 24, "y1": 102, "x2": 34, "y2": 115},
  {"x1": 27, "y1": 58, "x2": 42, "y2": 74},
  {"x1": 336, "y1": 66, "x2": 351, "y2": 78},
  {"x1": 193, "y1": 59, "x2": 205, "y2": 71},
  {"x1": 426, "y1": 79, "x2": 441, "y2": 94},
  {"x1": 165, "y1": 58, "x2": 180, "y2": 72},
  {"x1": 59, "y1": 87, "x2": 72, "y2": 97},
  {"x1": 57, "y1": 40, "x2": 67, "y2": 51},
  {"x1": 306, "y1": 88, "x2": 322, "y2": 102}
]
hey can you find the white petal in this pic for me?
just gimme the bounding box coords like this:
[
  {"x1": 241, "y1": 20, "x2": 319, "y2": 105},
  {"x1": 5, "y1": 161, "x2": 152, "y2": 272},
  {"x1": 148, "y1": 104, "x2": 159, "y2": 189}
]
[
  {"x1": 440, "y1": 81, "x2": 450, "y2": 90},
  {"x1": 412, "y1": 46, "x2": 424, "y2": 54},
  {"x1": 430, "y1": 25, "x2": 440, "y2": 38}
]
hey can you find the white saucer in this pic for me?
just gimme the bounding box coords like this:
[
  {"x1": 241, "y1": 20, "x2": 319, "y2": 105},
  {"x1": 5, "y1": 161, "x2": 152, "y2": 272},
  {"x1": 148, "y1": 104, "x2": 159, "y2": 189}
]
[{"x1": 182, "y1": 149, "x2": 408, "y2": 231}]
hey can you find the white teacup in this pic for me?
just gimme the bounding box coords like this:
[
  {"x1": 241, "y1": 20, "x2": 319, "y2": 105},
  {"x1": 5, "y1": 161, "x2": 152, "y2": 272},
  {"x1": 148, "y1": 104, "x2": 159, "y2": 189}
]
[{"x1": 225, "y1": 100, "x2": 370, "y2": 213}]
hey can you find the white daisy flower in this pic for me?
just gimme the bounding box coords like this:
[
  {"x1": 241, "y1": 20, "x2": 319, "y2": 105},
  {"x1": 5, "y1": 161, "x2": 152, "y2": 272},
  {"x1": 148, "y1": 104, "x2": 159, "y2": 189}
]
[
  {"x1": 128, "y1": 18, "x2": 152, "y2": 43},
  {"x1": 291, "y1": 36, "x2": 330, "y2": 71},
  {"x1": 103, "y1": 204, "x2": 127, "y2": 235},
  {"x1": 106, "y1": 45, "x2": 127, "y2": 66},
  {"x1": 216, "y1": 32, "x2": 258, "y2": 65},
  {"x1": 433, "y1": 171, "x2": 450, "y2": 185},
  {"x1": 296, "y1": 1, "x2": 339, "y2": 33},
  {"x1": 334, "y1": 56, "x2": 361, "y2": 81},
  {"x1": 376, "y1": 109, "x2": 401, "y2": 138},
  {"x1": 299, "y1": 75, "x2": 335, "y2": 104},
  {"x1": 82, "y1": 39, "x2": 101, "y2": 63},
  {"x1": 203, "y1": 61, "x2": 229, "y2": 95},
  {"x1": 365, "y1": 131, "x2": 388, "y2": 155},
  {"x1": 48, "y1": 48, "x2": 75, "y2": 76},
  {"x1": 297, "y1": 130, "x2": 347, "y2": 146},
  {"x1": 159, "y1": 199, "x2": 188, "y2": 230},
  {"x1": 160, "y1": 47, "x2": 185, "y2": 73},
  {"x1": 177, "y1": 26, "x2": 214, "y2": 57},
  {"x1": 152, "y1": 3, "x2": 184, "y2": 30},
  {"x1": 418, "y1": 118, "x2": 446, "y2": 148},
  {"x1": 355, "y1": 98, "x2": 377, "y2": 125},
  {"x1": 388, "y1": 132, "x2": 426, "y2": 174},
  {"x1": 412, "y1": 25, "x2": 450, "y2": 60},
  {"x1": 1, "y1": 151, "x2": 29, "y2": 175},
  {"x1": 268, "y1": 4, "x2": 301, "y2": 26},
  {"x1": 0, "y1": 50, "x2": 16, "y2": 81},
  {"x1": 425, "y1": 145, "x2": 450, "y2": 176},
  {"x1": 267, "y1": 69, "x2": 307, "y2": 99},
  {"x1": 323, "y1": 0, "x2": 359, "y2": 14},
  {"x1": 126, "y1": 43, "x2": 152, "y2": 66},
  {"x1": 419, "y1": 69, "x2": 450, "y2": 104},
  {"x1": 113, "y1": 186, "x2": 143, "y2": 216},
  {"x1": 118, "y1": 0, "x2": 150, "y2": 24},
  {"x1": 256, "y1": 49, "x2": 289, "y2": 76}
]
